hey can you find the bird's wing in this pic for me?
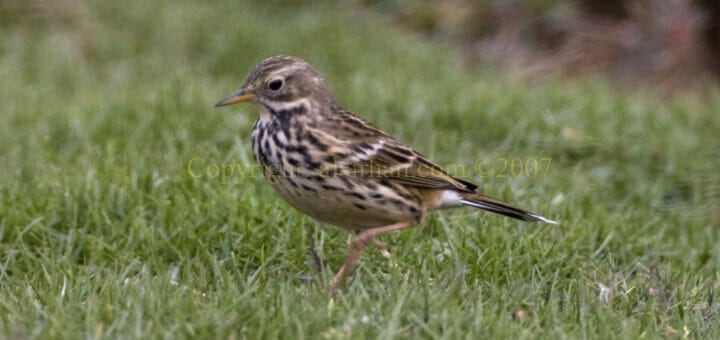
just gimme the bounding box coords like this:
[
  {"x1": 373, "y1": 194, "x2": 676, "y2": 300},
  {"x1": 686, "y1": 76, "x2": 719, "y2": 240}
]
[
  {"x1": 316, "y1": 110, "x2": 477, "y2": 192},
  {"x1": 342, "y1": 139, "x2": 478, "y2": 192}
]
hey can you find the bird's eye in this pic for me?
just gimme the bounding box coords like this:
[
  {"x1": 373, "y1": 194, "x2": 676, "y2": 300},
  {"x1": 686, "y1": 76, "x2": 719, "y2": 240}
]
[{"x1": 268, "y1": 79, "x2": 284, "y2": 91}]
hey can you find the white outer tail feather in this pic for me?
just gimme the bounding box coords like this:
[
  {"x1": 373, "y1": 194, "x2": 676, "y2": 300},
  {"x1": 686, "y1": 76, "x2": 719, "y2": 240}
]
[{"x1": 458, "y1": 199, "x2": 558, "y2": 224}]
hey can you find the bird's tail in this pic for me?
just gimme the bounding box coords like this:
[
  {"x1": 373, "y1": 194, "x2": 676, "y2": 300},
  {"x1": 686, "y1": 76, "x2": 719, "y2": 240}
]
[{"x1": 459, "y1": 193, "x2": 557, "y2": 224}]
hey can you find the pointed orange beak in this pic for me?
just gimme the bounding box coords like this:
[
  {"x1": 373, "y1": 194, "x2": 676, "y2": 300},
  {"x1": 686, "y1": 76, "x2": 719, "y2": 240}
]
[{"x1": 214, "y1": 90, "x2": 257, "y2": 107}]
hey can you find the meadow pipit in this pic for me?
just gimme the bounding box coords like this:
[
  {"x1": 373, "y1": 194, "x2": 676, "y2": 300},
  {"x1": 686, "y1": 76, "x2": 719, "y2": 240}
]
[{"x1": 215, "y1": 56, "x2": 556, "y2": 290}]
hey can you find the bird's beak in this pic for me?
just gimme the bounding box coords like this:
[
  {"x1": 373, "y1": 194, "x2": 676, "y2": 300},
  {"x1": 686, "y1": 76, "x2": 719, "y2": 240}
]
[{"x1": 214, "y1": 89, "x2": 257, "y2": 107}]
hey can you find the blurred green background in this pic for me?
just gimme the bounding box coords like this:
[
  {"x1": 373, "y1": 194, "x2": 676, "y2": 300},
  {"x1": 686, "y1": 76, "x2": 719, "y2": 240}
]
[{"x1": 1, "y1": 0, "x2": 719, "y2": 338}]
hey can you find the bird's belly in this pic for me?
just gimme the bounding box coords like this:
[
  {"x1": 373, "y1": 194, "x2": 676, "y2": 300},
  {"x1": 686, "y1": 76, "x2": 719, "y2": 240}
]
[{"x1": 268, "y1": 175, "x2": 420, "y2": 230}]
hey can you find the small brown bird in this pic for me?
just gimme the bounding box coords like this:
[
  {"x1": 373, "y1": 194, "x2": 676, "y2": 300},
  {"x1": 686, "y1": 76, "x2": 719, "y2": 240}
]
[{"x1": 215, "y1": 56, "x2": 556, "y2": 289}]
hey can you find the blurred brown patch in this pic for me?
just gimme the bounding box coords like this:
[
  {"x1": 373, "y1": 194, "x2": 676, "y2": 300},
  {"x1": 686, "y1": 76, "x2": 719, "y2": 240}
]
[{"x1": 363, "y1": 0, "x2": 720, "y2": 95}]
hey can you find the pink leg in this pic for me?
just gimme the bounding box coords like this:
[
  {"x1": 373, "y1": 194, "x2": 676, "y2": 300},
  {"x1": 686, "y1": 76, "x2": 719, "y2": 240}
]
[
  {"x1": 331, "y1": 221, "x2": 413, "y2": 291},
  {"x1": 370, "y1": 238, "x2": 390, "y2": 252},
  {"x1": 354, "y1": 230, "x2": 390, "y2": 252}
]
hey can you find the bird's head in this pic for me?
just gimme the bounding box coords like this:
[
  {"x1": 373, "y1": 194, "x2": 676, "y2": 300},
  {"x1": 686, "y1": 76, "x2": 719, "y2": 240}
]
[{"x1": 215, "y1": 55, "x2": 333, "y2": 113}]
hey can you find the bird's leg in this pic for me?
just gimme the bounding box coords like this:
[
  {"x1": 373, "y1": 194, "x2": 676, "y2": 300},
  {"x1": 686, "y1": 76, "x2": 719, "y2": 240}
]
[
  {"x1": 370, "y1": 238, "x2": 391, "y2": 252},
  {"x1": 368, "y1": 237, "x2": 392, "y2": 260},
  {"x1": 355, "y1": 231, "x2": 391, "y2": 253},
  {"x1": 331, "y1": 221, "x2": 413, "y2": 291}
]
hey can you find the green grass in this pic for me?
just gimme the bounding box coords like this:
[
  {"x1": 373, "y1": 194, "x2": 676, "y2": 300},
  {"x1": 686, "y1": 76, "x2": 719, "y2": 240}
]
[{"x1": 2, "y1": 0, "x2": 720, "y2": 338}]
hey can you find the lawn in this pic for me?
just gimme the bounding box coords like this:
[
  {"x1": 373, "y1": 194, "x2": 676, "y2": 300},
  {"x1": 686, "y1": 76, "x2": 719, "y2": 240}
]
[{"x1": 1, "y1": 0, "x2": 719, "y2": 338}]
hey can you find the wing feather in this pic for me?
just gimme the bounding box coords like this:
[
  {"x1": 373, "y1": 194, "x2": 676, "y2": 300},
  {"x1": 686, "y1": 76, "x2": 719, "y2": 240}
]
[{"x1": 315, "y1": 110, "x2": 477, "y2": 192}]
